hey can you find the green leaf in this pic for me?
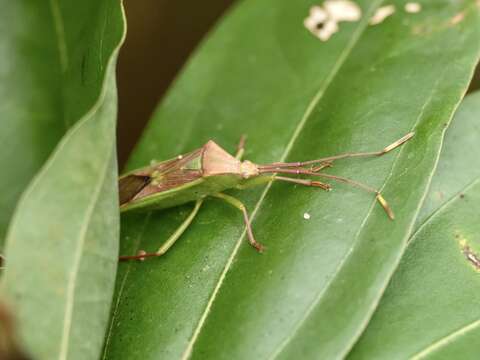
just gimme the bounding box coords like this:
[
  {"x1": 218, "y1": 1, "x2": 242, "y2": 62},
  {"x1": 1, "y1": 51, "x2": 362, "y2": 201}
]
[
  {"x1": 415, "y1": 91, "x2": 480, "y2": 227},
  {"x1": 103, "y1": 1, "x2": 480, "y2": 359},
  {"x1": 348, "y1": 91, "x2": 480, "y2": 359},
  {"x1": 0, "y1": 1, "x2": 122, "y2": 248},
  {"x1": 1, "y1": 1, "x2": 125, "y2": 359}
]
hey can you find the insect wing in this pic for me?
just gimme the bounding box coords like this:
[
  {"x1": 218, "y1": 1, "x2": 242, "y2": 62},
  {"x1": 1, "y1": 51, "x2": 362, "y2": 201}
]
[
  {"x1": 119, "y1": 148, "x2": 204, "y2": 206},
  {"x1": 119, "y1": 175, "x2": 151, "y2": 205}
]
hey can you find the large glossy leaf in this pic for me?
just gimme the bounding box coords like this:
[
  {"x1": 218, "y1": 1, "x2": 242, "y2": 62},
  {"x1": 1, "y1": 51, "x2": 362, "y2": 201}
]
[
  {"x1": 415, "y1": 91, "x2": 480, "y2": 227},
  {"x1": 103, "y1": 1, "x2": 480, "y2": 359},
  {"x1": 1, "y1": 1, "x2": 125, "y2": 359},
  {"x1": 348, "y1": 91, "x2": 480, "y2": 359},
  {"x1": 0, "y1": 1, "x2": 122, "y2": 248}
]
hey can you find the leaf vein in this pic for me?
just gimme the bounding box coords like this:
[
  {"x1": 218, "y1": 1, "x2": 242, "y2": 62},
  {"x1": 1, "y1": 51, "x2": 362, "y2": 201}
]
[
  {"x1": 270, "y1": 51, "x2": 448, "y2": 360},
  {"x1": 101, "y1": 213, "x2": 152, "y2": 360},
  {"x1": 409, "y1": 177, "x2": 480, "y2": 246},
  {"x1": 410, "y1": 319, "x2": 480, "y2": 359},
  {"x1": 58, "y1": 143, "x2": 114, "y2": 360},
  {"x1": 180, "y1": 1, "x2": 385, "y2": 358},
  {"x1": 49, "y1": 0, "x2": 69, "y2": 73}
]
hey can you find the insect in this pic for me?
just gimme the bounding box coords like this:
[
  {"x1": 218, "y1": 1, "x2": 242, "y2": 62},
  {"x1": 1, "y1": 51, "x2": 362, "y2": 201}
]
[{"x1": 119, "y1": 132, "x2": 414, "y2": 261}]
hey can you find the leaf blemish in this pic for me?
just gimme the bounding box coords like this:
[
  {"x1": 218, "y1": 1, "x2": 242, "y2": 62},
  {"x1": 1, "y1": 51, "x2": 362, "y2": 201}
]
[
  {"x1": 405, "y1": 2, "x2": 422, "y2": 14},
  {"x1": 450, "y1": 12, "x2": 466, "y2": 26},
  {"x1": 369, "y1": 5, "x2": 395, "y2": 26},
  {"x1": 458, "y1": 238, "x2": 480, "y2": 272},
  {"x1": 304, "y1": 1, "x2": 361, "y2": 41}
]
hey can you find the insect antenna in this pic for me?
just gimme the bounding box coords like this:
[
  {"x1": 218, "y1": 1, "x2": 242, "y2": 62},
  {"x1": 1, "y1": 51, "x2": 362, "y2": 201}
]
[
  {"x1": 258, "y1": 132, "x2": 414, "y2": 171},
  {"x1": 258, "y1": 168, "x2": 395, "y2": 220}
]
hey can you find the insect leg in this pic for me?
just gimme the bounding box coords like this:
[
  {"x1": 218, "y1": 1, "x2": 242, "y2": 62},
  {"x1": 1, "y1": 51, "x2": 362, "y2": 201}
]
[
  {"x1": 273, "y1": 175, "x2": 331, "y2": 190},
  {"x1": 211, "y1": 192, "x2": 264, "y2": 252},
  {"x1": 119, "y1": 199, "x2": 204, "y2": 261},
  {"x1": 235, "y1": 134, "x2": 247, "y2": 160},
  {"x1": 310, "y1": 161, "x2": 333, "y2": 172},
  {"x1": 237, "y1": 174, "x2": 332, "y2": 191},
  {"x1": 309, "y1": 172, "x2": 395, "y2": 220},
  {"x1": 259, "y1": 168, "x2": 394, "y2": 220}
]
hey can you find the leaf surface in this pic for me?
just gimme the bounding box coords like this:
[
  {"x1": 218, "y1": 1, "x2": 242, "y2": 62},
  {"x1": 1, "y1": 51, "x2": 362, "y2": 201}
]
[
  {"x1": 1, "y1": 1, "x2": 126, "y2": 359},
  {"x1": 0, "y1": 1, "x2": 121, "y2": 247},
  {"x1": 349, "y1": 91, "x2": 480, "y2": 360},
  {"x1": 415, "y1": 91, "x2": 480, "y2": 226},
  {"x1": 103, "y1": 1, "x2": 480, "y2": 359}
]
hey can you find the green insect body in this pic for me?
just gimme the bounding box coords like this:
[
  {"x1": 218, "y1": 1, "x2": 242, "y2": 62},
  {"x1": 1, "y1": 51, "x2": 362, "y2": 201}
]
[
  {"x1": 118, "y1": 133, "x2": 414, "y2": 261},
  {"x1": 119, "y1": 141, "x2": 266, "y2": 212}
]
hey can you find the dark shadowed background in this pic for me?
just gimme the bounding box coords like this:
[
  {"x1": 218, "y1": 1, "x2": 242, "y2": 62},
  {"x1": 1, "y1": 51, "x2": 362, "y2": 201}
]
[
  {"x1": 117, "y1": 0, "x2": 480, "y2": 168},
  {"x1": 117, "y1": 0, "x2": 235, "y2": 166}
]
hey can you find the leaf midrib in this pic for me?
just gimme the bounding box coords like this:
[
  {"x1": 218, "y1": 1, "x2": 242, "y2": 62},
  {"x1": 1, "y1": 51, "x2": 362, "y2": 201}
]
[
  {"x1": 101, "y1": 213, "x2": 152, "y2": 360},
  {"x1": 181, "y1": 1, "x2": 385, "y2": 358},
  {"x1": 58, "y1": 143, "x2": 114, "y2": 360},
  {"x1": 411, "y1": 177, "x2": 480, "y2": 246},
  {"x1": 268, "y1": 52, "x2": 444, "y2": 360},
  {"x1": 49, "y1": 0, "x2": 69, "y2": 73},
  {"x1": 48, "y1": 0, "x2": 69, "y2": 130},
  {"x1": 403, "y1": 177, "x2": 480, "y2": 360},
  {"x1": 410, "y1": 318, "x2": 480, "y2": 359},
  {"x1": 3, "y1": 6, "x2": 126, "y2": 355}
]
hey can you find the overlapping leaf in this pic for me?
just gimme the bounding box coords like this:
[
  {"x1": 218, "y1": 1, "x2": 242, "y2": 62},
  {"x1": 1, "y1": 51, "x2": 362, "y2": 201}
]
[
  {"x1": 349, "y1": 91, "x2": 480, "y2": 359},
  {"x1": 415, "y1": 92, "x2": 480, "y2": 227},
  {"x1": 1, "y1": 1, "x2": 126, "y2": 359},
  {"x1": 0, "y1": 1, "x2": 121, "y2": 248},
  {"x1": 103, "y1": 1, "x2": 480, "y2": 359}
]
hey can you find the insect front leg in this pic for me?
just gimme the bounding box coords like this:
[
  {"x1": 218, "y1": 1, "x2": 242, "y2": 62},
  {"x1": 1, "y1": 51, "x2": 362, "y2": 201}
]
[
  {"x1": 237, "y1": 174, "x2": 332, "y2": 191},
  {"x1": 273, "y1": 176, "x2": 332, "y2": 190},
  {"x1": 211, "y1": 192, "x2": 264, "y2": 252},
  {"x1": 119, "y1": 199, "x2": 204, "y2": 261}
]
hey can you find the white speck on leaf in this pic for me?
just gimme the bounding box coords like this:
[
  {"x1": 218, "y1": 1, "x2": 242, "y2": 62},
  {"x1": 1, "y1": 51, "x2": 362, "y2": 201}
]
[
  {"x1": 405, "y1": 2, "x2": 421, "y2": 13},
  {"x1": 324, "y1": 0, "x2": 362, "y2": 21},
  {"x1": 369, "y1": 5, "x2": 396, "y2": 25},
  {"x1": 303, "y1": 212, "x2": 311, "y2": 220},
  {"x1": 304, "y1": 1, "x2": 362, "y2": 41}
]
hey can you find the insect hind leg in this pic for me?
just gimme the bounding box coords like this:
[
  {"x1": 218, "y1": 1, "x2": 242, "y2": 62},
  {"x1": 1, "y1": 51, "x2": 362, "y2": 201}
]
[
  {"x1": 211, "y1": 192, "x2": 264, "y2": 252},
  {"x1": 119, "y1": 199, "x2": 204, "y2": 261}
]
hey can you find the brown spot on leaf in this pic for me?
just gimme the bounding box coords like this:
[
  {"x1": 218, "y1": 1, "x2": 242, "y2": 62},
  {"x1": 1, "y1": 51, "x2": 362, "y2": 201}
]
[
  {"x1": 434, "y1": 191, "x2": 444, "y2": 201},
  {"x1": 450, "y1": 12, "x2": 465, "y2": 25},
  {"x1": 459, "y1": 238, "x2": 480, "y2": 272}
]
